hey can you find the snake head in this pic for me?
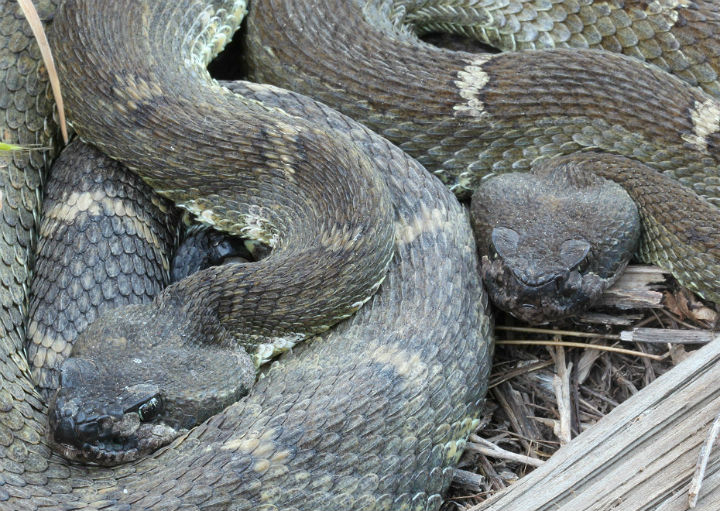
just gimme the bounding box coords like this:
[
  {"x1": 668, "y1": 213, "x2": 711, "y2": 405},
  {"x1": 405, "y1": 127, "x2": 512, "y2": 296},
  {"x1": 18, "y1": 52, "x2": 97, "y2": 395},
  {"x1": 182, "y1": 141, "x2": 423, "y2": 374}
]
[
  {"x1": 46, "y1": 302, "x2": 256, "y2": 466},
  {"x1": 48, "y1": 356, "x2": 183, "y2": 466},
  {"x1": 471, "y1": 163, "x2": 640, "y2": 324}
]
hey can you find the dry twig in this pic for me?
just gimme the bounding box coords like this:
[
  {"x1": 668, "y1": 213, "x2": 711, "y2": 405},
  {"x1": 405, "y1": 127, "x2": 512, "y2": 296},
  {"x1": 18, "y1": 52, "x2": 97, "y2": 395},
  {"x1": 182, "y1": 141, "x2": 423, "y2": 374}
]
[
  {"x1": 689, "y1": 409, "x2": 720, "y2": 508},
  {"x1": 466, "y1": 435, "x2": 545, "y2": 468}
]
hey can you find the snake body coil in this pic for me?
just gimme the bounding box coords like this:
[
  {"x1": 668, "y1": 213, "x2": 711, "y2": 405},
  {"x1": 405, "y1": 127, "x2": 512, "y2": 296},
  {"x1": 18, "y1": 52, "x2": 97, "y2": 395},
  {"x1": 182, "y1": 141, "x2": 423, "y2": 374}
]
[
  {"x1": 3, "y1": 0, "x2": 720, "y2": 509},
  {"x1": 246, "y1": 0, "x2": 720, "y2": 304}
]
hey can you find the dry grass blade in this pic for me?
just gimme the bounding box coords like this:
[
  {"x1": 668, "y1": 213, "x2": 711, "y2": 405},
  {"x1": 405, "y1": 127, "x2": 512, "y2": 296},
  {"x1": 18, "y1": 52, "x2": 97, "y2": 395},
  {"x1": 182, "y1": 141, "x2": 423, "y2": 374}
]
[
  {"x1": 16, "y1": 0, "x2": 68, "y2": 144},
  {"x1": 497, "y1": 325, "x2": 621, "y2": 341},
  {"x1": 496, "y1": 340, "x2": 667, "y2": 361},
  {"x1": 0, "y1": 141, "x2": 50, "y2": 153},
  {"x1": 0, "y1": 141, "x2": 29, "y2": 152}
]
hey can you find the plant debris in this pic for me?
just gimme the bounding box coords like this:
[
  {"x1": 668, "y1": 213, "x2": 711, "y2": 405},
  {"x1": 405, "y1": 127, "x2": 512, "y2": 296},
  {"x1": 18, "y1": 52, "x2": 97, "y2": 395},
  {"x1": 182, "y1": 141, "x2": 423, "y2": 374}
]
[{"x1": 443, "y1": 265, "x2": 719, "y2": 510}]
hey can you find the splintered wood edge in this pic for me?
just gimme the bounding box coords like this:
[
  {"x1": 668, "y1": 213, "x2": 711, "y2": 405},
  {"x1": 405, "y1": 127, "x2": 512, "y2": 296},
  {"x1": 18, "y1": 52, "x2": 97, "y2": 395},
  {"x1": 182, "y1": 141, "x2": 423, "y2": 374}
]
[
  {"x1": 597, "y1": 265, "x2": 667, "y2": 310},
  {"x1": 621, "y1": 328, "x2": 716, "y2": 345},
  {"x1": 470, "y1": 334, "x2": 720, "y2": 511}
]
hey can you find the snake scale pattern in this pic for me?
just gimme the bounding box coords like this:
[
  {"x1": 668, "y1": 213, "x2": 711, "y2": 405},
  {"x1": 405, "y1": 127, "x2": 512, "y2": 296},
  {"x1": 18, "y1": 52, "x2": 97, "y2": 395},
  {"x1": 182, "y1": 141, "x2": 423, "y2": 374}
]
[
  {"x1": 1, "y1": 0, "x2": 720, "y2": 509},
  {"x1": 246, "y1": 0, "x2": 720, "y2": 304},
  {"x1": 27, "y1": 139, "x2": 180, "y2": 397}
]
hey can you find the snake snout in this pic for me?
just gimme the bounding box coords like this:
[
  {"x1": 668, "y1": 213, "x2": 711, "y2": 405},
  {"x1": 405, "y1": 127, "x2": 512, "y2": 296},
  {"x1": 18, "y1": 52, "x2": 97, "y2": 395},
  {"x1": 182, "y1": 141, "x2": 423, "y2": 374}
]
[
  {"x1": 51, "y1": 407, "x2": 116, "y2": 448},
  {"x1": 480, "y1": 252, "x2": 606, "y2": 324},
  {"x1": 49, "y1": 390, "x2": 180, "y2": 466},
  {"x1": 49, "y1": 390, "x2": 119, "y2": 449},
  {"x1": 49, "y1": 354, "x2": 182, "y2": 466}
]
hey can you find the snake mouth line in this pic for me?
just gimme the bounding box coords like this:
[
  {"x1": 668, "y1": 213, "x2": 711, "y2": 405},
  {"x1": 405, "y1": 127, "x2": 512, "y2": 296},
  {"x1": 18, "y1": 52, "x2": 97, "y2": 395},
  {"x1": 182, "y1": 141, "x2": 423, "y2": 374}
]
[
  {"x1": 53, "y1": 436, "x2": 140, "y2": 466},
  {"x1": 50, "y1": 421, "x2": 183, "y2": 466}
]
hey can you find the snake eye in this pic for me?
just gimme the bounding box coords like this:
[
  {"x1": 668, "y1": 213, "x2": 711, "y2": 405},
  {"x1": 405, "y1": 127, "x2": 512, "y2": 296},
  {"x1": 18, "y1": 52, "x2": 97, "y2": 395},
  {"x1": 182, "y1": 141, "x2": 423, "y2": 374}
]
[
  {"x1": 560, "y1": 239, "x2": 591, "y2": 273},
  {"x1": 138, "y1": 397, "x2": 162, "y2": 422}
]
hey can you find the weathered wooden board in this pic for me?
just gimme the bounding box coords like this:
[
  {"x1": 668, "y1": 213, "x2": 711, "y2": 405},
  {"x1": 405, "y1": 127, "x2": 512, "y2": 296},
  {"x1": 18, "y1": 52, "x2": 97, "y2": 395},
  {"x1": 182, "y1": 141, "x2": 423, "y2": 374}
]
[
  {"x1": 596, "y1": 265, "x2": 667, "y2": 310},
  {"x1": 470, "y1": 335, "x2": 720, "y2": 511}
]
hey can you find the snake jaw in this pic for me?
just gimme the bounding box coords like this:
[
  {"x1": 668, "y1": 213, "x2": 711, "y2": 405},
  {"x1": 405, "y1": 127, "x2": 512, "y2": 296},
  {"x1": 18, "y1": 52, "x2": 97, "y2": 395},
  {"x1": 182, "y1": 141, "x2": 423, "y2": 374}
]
[
  {"x1": 49, "y1": 413, "x2": 182, "y2": 466},
  {"x1": 480, "y1": 253, "x2": 606, "y2": 324},
  {"x1": 49, "y1": 392, "x2": 184, "y2": 466}
]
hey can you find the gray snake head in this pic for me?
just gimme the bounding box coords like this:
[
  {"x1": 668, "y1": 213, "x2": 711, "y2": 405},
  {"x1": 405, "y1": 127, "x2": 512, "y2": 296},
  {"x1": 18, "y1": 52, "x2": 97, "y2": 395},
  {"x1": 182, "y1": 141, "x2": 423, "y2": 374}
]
[
  {"x1": 479, "y1": 227, "x2": 607, "y2": 324},
  {"x1": 471, "y1": 159, "x2": 641, "y2": 324},
  {"x1": 47, "y1": 300, "x2": 256, "y2": 466}
]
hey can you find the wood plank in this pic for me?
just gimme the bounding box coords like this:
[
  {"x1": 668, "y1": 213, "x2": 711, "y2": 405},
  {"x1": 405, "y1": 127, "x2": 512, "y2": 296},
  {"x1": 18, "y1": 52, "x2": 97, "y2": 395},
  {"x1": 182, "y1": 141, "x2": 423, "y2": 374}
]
[
  {"x1": 469, "y1": 335, "x2": 720, "y2": 511},
  {"x1": 620, "y1": 328, "x2": 716, "y2": 345}
]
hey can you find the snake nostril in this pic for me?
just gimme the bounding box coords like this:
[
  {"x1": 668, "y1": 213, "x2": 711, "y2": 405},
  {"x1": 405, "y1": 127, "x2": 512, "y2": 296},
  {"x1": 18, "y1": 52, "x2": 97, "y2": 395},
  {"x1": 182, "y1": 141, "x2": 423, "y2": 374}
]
[
  {"x1": 559, "y1": 271, "x2": 583, "y2": 296},
  {"x1": 53, "y1": 417, "x2": 76, "y2": 445}
]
